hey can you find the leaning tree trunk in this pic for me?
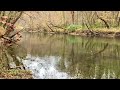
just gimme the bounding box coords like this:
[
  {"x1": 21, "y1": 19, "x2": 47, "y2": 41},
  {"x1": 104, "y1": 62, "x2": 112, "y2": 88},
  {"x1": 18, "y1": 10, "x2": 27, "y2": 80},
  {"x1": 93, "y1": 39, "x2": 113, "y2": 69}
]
[
  {"x1": 95, "y1": 12, "x2": 110, "y2": 29},
  {"x1": 0, "y1": 11, "x2": 24, "y2": 45}
]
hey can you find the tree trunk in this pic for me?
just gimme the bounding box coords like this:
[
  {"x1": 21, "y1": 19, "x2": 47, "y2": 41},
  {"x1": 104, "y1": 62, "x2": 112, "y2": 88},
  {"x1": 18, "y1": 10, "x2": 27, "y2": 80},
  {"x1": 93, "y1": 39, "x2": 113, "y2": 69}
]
[
  {"x1": 95, "y1": 12, "x2": 110, "y2": 29},
  {"x1": 71, "y1": 11, "x2": 75, "y2": 24}
]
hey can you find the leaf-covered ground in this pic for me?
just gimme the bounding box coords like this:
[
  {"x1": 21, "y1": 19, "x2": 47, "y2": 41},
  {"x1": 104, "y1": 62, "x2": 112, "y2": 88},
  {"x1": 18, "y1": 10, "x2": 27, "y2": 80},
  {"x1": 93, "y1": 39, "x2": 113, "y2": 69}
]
[{"x1": 0, "y1": 69, "x2": 33, "y2": 79}]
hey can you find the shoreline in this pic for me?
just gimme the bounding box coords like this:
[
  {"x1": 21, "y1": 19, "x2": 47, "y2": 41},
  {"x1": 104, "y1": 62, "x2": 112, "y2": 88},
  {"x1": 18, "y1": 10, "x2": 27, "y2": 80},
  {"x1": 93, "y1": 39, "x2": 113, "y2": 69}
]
[{"x1": 25, "y1": 29, "x2": 120, "y2": 38}]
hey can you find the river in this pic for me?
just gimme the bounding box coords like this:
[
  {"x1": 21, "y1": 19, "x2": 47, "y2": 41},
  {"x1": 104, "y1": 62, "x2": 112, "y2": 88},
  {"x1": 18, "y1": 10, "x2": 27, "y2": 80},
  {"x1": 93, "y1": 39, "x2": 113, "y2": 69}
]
[{"x1": 2, "y1": 32, "x2": 120, "y2": 79}]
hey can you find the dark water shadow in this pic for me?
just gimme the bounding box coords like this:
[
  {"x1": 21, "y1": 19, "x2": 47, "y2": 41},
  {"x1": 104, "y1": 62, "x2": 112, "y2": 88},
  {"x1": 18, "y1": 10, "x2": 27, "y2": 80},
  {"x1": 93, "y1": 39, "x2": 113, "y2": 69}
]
[{"x1": 0, "y1": 43, "x2": 27, "y2": 70}]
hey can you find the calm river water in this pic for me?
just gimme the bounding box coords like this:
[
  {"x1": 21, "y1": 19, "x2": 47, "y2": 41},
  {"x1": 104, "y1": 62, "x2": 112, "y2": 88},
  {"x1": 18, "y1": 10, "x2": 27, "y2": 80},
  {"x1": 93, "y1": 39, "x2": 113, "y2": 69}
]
[{"x1": 2, "y1": 32, "x2": 120, "y2": 79}]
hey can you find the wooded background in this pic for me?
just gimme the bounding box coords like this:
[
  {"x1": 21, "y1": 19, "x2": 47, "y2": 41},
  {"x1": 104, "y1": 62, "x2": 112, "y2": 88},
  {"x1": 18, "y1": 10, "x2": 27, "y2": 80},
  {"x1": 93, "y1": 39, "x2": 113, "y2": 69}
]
[{"x1": 16, "y1": 11, "x2": 120, "y2": 29}]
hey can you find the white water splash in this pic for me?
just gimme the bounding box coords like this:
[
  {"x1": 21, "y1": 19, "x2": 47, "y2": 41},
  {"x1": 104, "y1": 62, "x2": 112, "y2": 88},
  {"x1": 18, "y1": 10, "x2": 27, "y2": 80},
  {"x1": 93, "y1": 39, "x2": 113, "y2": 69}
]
[{"x1": 23, "y1": 55, "x2": 71, "y2": 79}]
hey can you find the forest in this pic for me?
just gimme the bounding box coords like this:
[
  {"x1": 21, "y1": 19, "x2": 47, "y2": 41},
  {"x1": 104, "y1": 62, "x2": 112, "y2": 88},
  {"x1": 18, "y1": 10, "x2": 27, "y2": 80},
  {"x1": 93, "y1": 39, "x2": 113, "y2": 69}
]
[
  {"x1": 0, "y1": 11, "x2": 120, "y2": 79},
  {"x1": 1, "y1": 11, "x2": 120, "y2": 40}
]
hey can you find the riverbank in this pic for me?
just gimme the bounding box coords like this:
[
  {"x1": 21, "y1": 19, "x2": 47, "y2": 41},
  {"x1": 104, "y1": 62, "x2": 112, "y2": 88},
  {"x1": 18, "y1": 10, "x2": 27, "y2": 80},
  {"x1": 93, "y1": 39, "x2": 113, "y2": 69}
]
[
  {"x1": 0, "y1": 43, "x2": 33, "y2": 79},
  {"x1": 69, "y1": 29, "x2": 120, "y2": 38},
  {"x1": 25, "y1": 28, "x2": 120, "y2": 38},
  {"x1": 0, "y1": 69, "x2": 32, "y2": 79}
]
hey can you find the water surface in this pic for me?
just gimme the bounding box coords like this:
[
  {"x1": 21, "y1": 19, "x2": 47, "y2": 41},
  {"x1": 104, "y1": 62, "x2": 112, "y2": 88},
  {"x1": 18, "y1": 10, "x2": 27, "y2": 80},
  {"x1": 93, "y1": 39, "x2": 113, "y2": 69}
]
[
  {"x1": 18, "y1": 33, "x2": 120, "y2": 79},
  {"x1": 1, "y1": 32, "x2": 120, "y2": 79}
]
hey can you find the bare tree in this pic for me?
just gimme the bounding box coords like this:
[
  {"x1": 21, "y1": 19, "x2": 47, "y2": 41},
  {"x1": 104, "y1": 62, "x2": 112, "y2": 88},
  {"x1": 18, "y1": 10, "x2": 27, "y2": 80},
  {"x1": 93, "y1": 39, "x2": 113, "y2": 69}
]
[
  {"x1": 95, "y1": 12, "x2": 110, "y2": 29},
  {"x1": 71, "y1": 11, "x2": 75, "y2": 24}
]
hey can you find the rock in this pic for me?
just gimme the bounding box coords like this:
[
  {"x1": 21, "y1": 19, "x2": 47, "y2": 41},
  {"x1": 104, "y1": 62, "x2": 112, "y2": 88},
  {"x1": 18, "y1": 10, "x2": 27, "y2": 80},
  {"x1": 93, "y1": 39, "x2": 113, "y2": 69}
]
[{"x1": 9, "y1": 62, "x2": 16, "y2": 68}]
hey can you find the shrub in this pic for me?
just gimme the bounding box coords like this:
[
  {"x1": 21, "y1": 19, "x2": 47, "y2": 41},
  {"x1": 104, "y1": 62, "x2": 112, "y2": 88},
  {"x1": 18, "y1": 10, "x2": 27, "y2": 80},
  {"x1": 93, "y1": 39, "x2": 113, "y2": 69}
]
[{"x1": 66, "y1": 24, "x2": 82, "y2": 32}]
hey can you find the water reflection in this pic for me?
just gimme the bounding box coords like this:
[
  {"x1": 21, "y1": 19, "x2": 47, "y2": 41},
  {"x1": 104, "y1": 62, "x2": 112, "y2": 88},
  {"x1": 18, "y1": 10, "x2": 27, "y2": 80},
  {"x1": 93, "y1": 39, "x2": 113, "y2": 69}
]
[
  {"x1": 0, "y1": 43, "x2": 27, "y2": 70},
  {"x1": 2, "y1": 32, "x2": 120, "y2": 79},
  {"x1": 19, "y1": 33, "x2": 120, "y2": 79}
]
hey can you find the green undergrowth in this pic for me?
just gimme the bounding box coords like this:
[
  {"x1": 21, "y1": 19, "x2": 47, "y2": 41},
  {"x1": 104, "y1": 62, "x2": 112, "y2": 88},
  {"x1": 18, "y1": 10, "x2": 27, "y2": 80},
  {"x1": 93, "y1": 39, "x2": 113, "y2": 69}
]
[
  {"x1": 65, "y1": 24, "x2": 120, "y2": 33},
  {"x1": 65, "y1": 24, "x2": 86, "y2": 32}
]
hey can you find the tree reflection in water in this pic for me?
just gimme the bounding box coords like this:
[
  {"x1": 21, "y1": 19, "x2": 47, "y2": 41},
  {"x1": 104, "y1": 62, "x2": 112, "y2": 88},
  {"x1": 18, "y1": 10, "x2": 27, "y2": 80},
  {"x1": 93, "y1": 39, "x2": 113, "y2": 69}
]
[
  {"x1": 1, "y1": 32, "x2": 120, "y2": 79},
  {"x1": 20, "y1": 33, "x2": 120, "y2": 79},
  {"x1": 0, "y1": 43, "x2": 27, "y2": 70}
]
